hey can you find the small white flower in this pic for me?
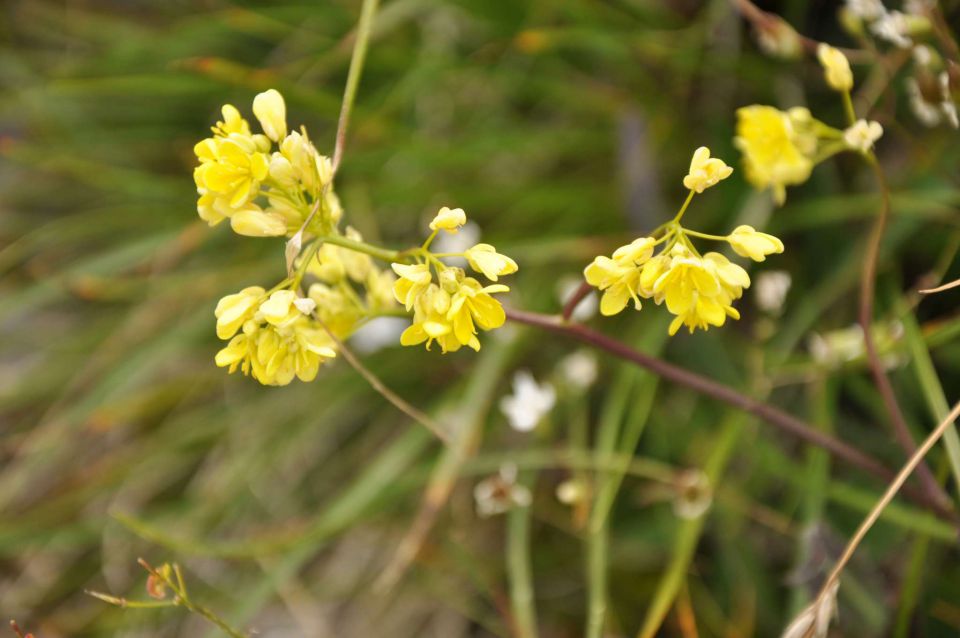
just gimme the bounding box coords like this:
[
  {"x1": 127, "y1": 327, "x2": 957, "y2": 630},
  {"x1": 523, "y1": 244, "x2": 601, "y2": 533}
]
[
  {"x1": 500, "y1": 370, "x2": 556, "y2": 432},
  {"x1": 781, "y1": 580, "x2": 840, "y2": 638},
  {"x1": 474, "y1": 463, "x2": 532, "y2": 517},
  {"x1": 844, "y1": 0, "x2": 886, "y2": 21},
  {"x1": 912, "y1": 44, "x2": 933, "y2": 67},
  {"x1": 907, "y1": 78, "x2": 943, "y2": 126},
  {"x1": 871, "y1": 11, "x2": 913, "y2": 48},
  {"x1": 558, "y1": 350, "x2": 598, "y2": 389},
  {"x1": 557, "y1": 277, "x2": 598, "y2": 322},
  {"x1": 843, "y1": 119, "x2": 883, "y2": 153},
  {"x1": 939, "y1": 72, "x2": 959, "y2": 128},
  {"x1": 672, "y1": 470, "x2": 713, "y2": 520},
  {"x1": 754, "y1": 271, "x2": 792, "y2": 315},
  {"x1": 556, "y1": 479, "x2": 590, "y2": 505}
]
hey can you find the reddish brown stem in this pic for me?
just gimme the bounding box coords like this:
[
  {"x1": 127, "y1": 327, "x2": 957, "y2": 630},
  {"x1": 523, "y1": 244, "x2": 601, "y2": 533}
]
[
  {"x1": 504, "y1": 307, "x2": 957, "y2": 522},
  {"x1": 562, "y1": 280, "x2": 594, "y2": 321},
  {"x1": 859, "y1": 159, "x2": 954, "y2": 514}
]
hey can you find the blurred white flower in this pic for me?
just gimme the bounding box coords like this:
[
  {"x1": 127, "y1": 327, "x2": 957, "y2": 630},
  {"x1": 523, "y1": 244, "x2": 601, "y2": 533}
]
[
  {"x1": 781, "y1": 580, "x2": 839, "y2": 638},
  {"x1": 672, "y1": 470, "x2": 713, "y2": 520},
  {"x1": 907, "y1": 77, "x2": 944, "y2": 126},
  {"x1": 557, "y1": 276, "x2": 598, "y2": 322},
  {"x1": 474, "y1": 463, "x2": 532, "y2": 517},
  {"x1": 558, "y1": 350, "x2": 598, "y2": 389},
  {"x1": 808, "y1": 321, "x2": 903, "y2": 368},
  {"x1": 939, "y1": 72, "x2": 959, "y2": 128},
  {"x1": 500, "y1": 370, "x2": 556, "y2": 432},
  {"x1": 843, "y1": 119, "x2": 883, "y2": 153},
  {"x1": 871, "y1": 11, "x2": 913, "y2": 48},
  {"x1": 556, "y1": 478, "x2": 590, "y2": 505},
  {"x1": 844, "y1": 0, "x2": 886, "y2": 20},
  {"x1": 754, "y1": 270, "x2": 792, "y2": 315},
  {"x1": 349, "y1": 317, "x2": 407, "y2": 354},
  {"x1": 912, "y1": 44, "x2": 933, "y2": 67}
]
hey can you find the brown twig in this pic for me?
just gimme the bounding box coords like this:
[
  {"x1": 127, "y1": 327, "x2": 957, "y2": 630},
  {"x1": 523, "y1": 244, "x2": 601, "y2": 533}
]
[
  {"x1": 504, "y1": 307, "x2": 957, "y2": 521},
  {"x1": 859, "y1": 158, "x2": 954, "y2": 514},
  {"x1": 562, "y1": 280, "x2": 594, "y2": 321}
]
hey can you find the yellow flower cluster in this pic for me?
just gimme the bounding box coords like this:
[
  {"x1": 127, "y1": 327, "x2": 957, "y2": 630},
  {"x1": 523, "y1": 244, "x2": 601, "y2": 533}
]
[
  {"x1": 393, "y1": 207, "x2": 517, "y2": 353},
  {"x1": 585, "y1": 147, "x2": 784, "y2": 335},
  {"x1": 194, "y1": 89, "x2": 341, "y2": 238},
  {"x1": 214, "y1": 288, "x2": 337, "y2": 385}
]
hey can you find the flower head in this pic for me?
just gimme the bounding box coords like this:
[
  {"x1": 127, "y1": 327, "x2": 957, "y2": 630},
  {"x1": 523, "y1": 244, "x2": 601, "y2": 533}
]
[
  {"x1": 584, "y1": 237, "x2": 656, "y2": 316},
  {"x1": 817, "y1": 44, "x2": 853, "y2": 91},
  {"x1": 194, "y1": 135, "x2": 270, "y2": 211},
  {"x1": 500, "y1": 370, "x2": 556, "y2": 432},
  {"x1": 734, "y1": 106, "x2": 817, "y2": 205},
  {"x1": 843, "y1": 119, "x2": 883, "y2": 153},
  {"x1": 683, "y1": 146, "x2": 733, "y2": 193},
  {"x1": 465, "y1": 243, "x2": 518, "y2": 281},
  {"x1": 429, "y1": 206, "x2": 467, "y2": 233},
  {"x1": 215, "y1": 286, "x2": 265, "y2": 339},
  {"x1": 392, "y1": 263, "x2": 433, "y2": 311},
  {"x1": 726, "y1": 225, "x2": 785, "y2": 262}
]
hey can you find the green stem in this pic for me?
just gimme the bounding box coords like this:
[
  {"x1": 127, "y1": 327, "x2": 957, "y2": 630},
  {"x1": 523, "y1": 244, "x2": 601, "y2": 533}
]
[
  {"x1": 507, "y1": 474, "x2": 539, "y2": 638},
  {"x1": 672, "y1": 190, "x2": 696, "y2": 224},
  {"x1": 319, "y1": 234, "x2": 401, "y2": 262},
  {"x1": 331, "y1": 0, "x2": 380, "y2": 174},
  {"x1": 842, "y1": 90, "x2": 857, "y2": 126},
  {"x1": 682, "y1": 229, "x2": 728, "y2": 242}
]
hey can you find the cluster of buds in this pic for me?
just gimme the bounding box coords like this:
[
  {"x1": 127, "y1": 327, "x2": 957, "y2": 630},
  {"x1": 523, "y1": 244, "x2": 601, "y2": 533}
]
[{"x1": 585, "y1": 147, "x2": 784, "y2": 335}]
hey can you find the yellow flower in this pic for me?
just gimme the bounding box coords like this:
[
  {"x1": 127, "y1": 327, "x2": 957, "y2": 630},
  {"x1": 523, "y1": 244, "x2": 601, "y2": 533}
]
[
  {"x1": 211, "y1": 104, "x2": 251, "y2": 138},
  {"x1": 682, "y1": 146, "x2": 733, "y2": 193},
  {"x1": 447, "y1": 275, "x2": 509, "y2": 350},
  {"x1": 252, "y1": 89, "x2": 287, "y2": 142},
  {"x1": 726, "y1": 225, "x2": 785, "y2": 262},
  {"x1": 400, "y1": 284, "x2": 461, "y2": 352},
  {"x1": 308, "y1": 283, "x2": 363, "y2": 337},
  {"x1": 584, "y1": 237, "x2": 655, "y2": 316},
  {"x1": 215, "y1": 286, "x2": 265, "y2": 339},
  {"x1": 429, "y1": 206, "x2": 467, "y2": 233},
  {"x1": 392, "y1": 263, "x2": 433, "y2": 311},
  {"x1": 734, "y1": 105, "x2": 817, "y2": 205},
  {"x1": 651, "y1": 245, "x2": 748, "y2": 336},
  {"x1": 194, "y1": 136, "x2": 270, "y2": 209},
  {"x1": 229, "y1": 204, "x2": 288, "y2": 237},
  {"x1": 277, "y1": 131, "x2": 330, "y2": 195},
  {"x1": 366, "y1": 269, "x2": 398, "y2": 311},
  {"x1": 842, "y1": 119, "x2": 883, "y2": 153},
  {"x1": 215, "y1": 290, "x2": 337, "y2": 386},
  {"x1": 465, "y1": 243, "x2": 518, "y2": 281},
  {"x1": 817, "y1": 44, "x2": 853, "y2": 92}
]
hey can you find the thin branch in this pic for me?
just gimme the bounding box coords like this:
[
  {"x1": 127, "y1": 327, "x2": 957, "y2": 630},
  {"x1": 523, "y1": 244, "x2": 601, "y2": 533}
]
[
  {"x1": 562, "y1": 280, "x2": 594, "y2": 321},
  {"x1": 331, "y1": 0, "x2": 379, "y2": 175},
  {"x1": 920, "y1": 277, "x2": 960, "y2": 295},
  {"x1": 316, "y1": 319, "x2": 452, "y2": 445},
  {"x1": 859, "y1": 158, "x2": 953, "y2": 513},
  {"x1": 814, "y1": 400, "x2": 960, "y2": 612},
  {"x1": 503, "y1": 307, "x2": 957, "y2": 521}
]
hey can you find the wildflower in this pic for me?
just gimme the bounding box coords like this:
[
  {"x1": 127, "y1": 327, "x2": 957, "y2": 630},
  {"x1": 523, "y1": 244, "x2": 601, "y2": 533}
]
[
  {"x1": 277, "y1": 130, "x2": 331, "y2": 195},
  {"x1": 500, "y1": 370, "x2": 556, "y2": 431},
  {"x1": 672, "y1": 470, "x2": 713, "y2": 520},
  {"x1": 429, "y1": 206, "x2": 467, "y2": 233},
  {"x1": 843, "y1": 119, "x2": 883, "y2": 153},
  {"x1": 781, "y1": 580, "x2": 839, "y2": 638},
  {"x1": 464, "y1": 243, "x2": 518, "y2": 281},
  {"x1": 817, "y1": 44, "x2": 854, "y2": 92},
  {"x1": 252, "y1": 89, "x2": 287, "y2": 142},
  {"x1": 726, "y1": 225, "x2": 785, "y2": 262},
  {"x1": 583, "y1": 237, "x2": 656, "y2": 315},
  {"x1": 754, "y1": 270, "x2": 792, "y2": 314},
  {"x1": 308, "y1": 283, "x2": 363, "y2": 337},
  {"x1": 556, "y1": 479, "x2": 590, "y2": 505},
  {"x1": 474, "y1": 463, "x2": 532, "y2": 517},
  {"x1": 844, "y1": 0, "x2": 885, "y2": 21},
  {"x1": 871, "y1": 11, "x2": 913, "y2": 47},
  {"x1": 391, "y1": 263, "x2": 433, "y2": 311},
  {"x1": 734, "y1": 105, "x2": 817, "y2": 204},
  {"x1": 558, "y1": 349, "x2": 598, "y2": 389},
  {"x1": 907, "y1": 77, "x2": 944, "y2": 126},
  {"x1": 194, "y1": 136, "x2": 270, "y2": 210},
  {"x1": 215, "y1": 286, "x2": 265, "y2": 339},
  {"x1": 399, "y1": 284, "x2": 460, "y2": 352},
  {"x1": 229, "y1": 203, "x2": 288, "y2": 237},
  {"x1": 447, "y1": 272, "x2": 510, "y2": 350},
  {"x1": 682, "y1": 146, "x2": 733, "y2": 193}
]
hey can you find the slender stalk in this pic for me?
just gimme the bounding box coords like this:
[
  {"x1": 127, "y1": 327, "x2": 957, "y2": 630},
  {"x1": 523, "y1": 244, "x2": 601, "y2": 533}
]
[
  {"x1": 507, "y1": 474, "x2": 539, "y2": 638},
  {"x1": 331, "y1": 0, "x2": 379, "y2": 175},
  {"x1": 813, "y1": 400, "x2": 960, "y2": 608},
  {"x1": 503, "y1": 307, "x2": 956, "y2": 521},
  {"x1": 319, "y1": 233, "x2": 401, "y2": 262},
  {"x1": 562, "y1": 280, "x2": 594, "y2": 322},
  {"x1": 859, "y1": 157, "x2": 953, "y2": 513}
]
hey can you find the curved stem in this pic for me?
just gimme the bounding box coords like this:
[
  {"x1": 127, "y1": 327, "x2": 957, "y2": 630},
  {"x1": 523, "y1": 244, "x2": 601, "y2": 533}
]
[
  {"x1": 562, "y1": 280, "x2": 594, "y2": 322},
  {"x1": 319, "y1": 233, "x2": 401, "y2": 262},
  {"x1": 503, "y1": 307, "x2": 958, "y2": 522},
  {"x1": 672, "y1": 191, "x2": 696, "y2": 224},
  {"x1": 859, "y1": 157, "x2": 954, "y2": 513}
]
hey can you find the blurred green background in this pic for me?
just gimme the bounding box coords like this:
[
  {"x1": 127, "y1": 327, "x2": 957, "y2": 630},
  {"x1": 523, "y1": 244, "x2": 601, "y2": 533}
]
[{"x1": 3, "y1": 0, "x2": 960, "y2": 636}]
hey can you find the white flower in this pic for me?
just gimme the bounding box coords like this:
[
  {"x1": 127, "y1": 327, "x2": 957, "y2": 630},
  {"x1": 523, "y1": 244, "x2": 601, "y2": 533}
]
[
  {"x1": 842, "y1": 119, "x2": 883, "y2": 153},
  {"x1": 781, "y1": 580, "x2": 839, "y2": 638},
  {"x1": 907, "y1": 78, "x2": 944, "y2": 126},
  {"x1": 939, "y1": 72, "x2": 959, "y2": 128},
  {"x1": 558, "y1": 350, "x2": 598, "y2": 389},
  {"x1": 500, "y1": 370, "x2": 556, "y2": 432},
  {"x1": 754, "y1": 271, "x2": 792, "y2": 315},
  {"x1": 557, "y1": 277, "x2": 598, "y2": 322},
  {"x1": 912, "y1": 44, "x2": 933, "y2": 67},
  {"x1": 844, "y1": 0, "x2": 886, "y2": 21},
  {"x1": 871, "y1": 11, "x2": 913, "y2": 48},
  {"x1": 672, "y1": 470, "x2": 713, "y2": 520},
  {"x1": 474, "y1": 463, "x2": 532, "y2": 517}
]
